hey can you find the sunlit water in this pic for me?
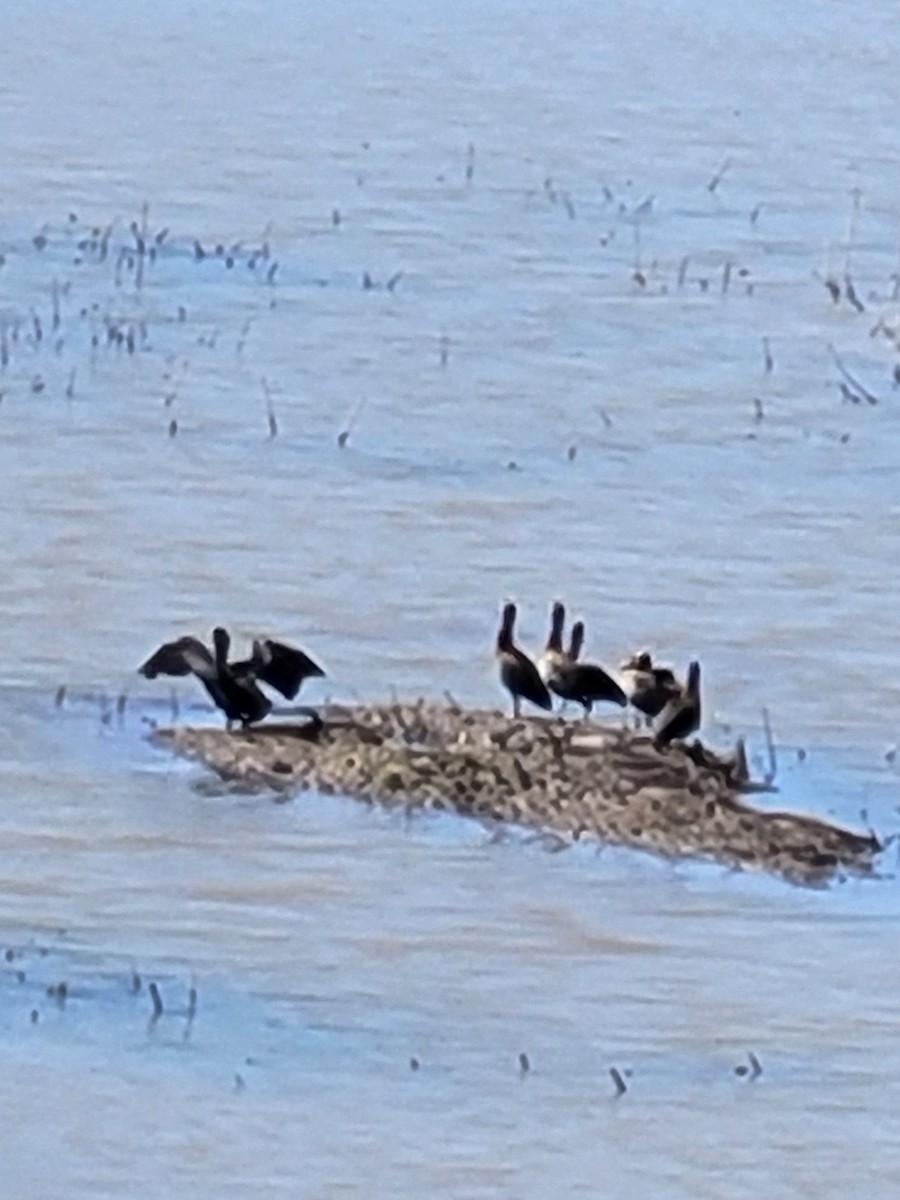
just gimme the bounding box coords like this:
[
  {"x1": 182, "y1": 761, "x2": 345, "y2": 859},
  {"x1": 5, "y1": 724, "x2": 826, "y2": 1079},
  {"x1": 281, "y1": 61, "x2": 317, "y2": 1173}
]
[{"x1": 1, "y1": 1, "x2": 899, "y2": 1196}]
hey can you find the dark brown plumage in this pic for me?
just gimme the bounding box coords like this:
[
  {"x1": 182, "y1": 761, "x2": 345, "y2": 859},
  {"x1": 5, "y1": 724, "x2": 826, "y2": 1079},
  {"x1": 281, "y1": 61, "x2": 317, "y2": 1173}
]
[
  {"x1": 496, "y1": 603, "x2": 553, "y2": 718},
  {"x1": 567, "y1": 620, "x2": 584, "y2": 663},
  {"x1": 619, "y1": 651, "x2": 681, "y2": 720},
  {"x1": 653, "y1": 661, "x2": 702, "y2": 748},
  {"x1": 545, "y1": 620, "x2": 627, "y2": 715}
]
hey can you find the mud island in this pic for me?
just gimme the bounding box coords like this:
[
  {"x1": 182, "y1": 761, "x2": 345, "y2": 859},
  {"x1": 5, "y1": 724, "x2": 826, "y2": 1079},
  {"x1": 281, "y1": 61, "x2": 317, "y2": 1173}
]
[{"x1": 152, "y1": 700, "x2": 881, "y2": 887}]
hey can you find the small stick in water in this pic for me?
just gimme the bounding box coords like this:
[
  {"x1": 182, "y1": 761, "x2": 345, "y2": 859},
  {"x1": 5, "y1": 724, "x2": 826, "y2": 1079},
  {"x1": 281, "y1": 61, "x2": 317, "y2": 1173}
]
[
  {"x1": 828, "y1": 344, "x2": 880, "y2": 405},
  {"x1": 54, "y1": 685, "x2": 67, "y2": 708},
  {"x1": 519, "y1": 1052, "x2": 530, "y2": 1075},
  {"x1": 844, "y1": 275, "x2": 865, "y2": 313},
  {"x1": 465, "y1": 142, "x2": 475, "y2": 185},
  {"x1": 736, "y1": 1052, "x2": 763, "y2": 1079},
  {"x1": 762, "y1": 337, "x2": 773, "y2": 374},
  {"x1": 609, "y1": 1067, "x2": 628, "y2": 1097},
  {"x1": 761, "y1": 707, "x2": 777, "y2": 786},
  {"x1": 148, "y1": 982, "x2": 164, "y2": 1026},
  {"x1": 707, "y1": 156, "x2": 733, "y2": 194},
  {"x1": 65, "y1": 368, "x2": 76, "y2": 399},
  {"x1": 168, "y1": 418, "x2": 178, "y2": 438},
  {"x1": 183, "y1": 985, "x2": 198, "y2": 1041},
  {"x1": 337, "y1": 398, "x2": 366, "y2": 447},
  {"x1": 845, "y1": 187, "x2": 862, "y2": 276}
]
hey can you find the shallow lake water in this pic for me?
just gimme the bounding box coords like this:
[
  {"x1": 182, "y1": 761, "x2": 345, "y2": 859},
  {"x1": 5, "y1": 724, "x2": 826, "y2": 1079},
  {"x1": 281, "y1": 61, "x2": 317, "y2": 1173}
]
[{"x1": 1, "y1": 1, "x2": 899, "y2": 1196}]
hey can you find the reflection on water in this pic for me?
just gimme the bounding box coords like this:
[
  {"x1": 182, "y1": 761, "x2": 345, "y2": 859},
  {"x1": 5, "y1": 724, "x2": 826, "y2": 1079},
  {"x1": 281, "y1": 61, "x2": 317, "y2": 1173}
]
[{"x1": 1, "y1": 0, "x2": 900, "y2": 1196}]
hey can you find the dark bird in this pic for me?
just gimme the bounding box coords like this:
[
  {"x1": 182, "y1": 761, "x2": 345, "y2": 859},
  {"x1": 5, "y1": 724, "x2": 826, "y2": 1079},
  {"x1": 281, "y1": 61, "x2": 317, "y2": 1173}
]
[
  {"x1": 139, "y1": 629, "x2": 325, "y2": 727},
  {"x1": 496, "y1": 603, "x2": 553, "y2": 718},
  {"x1": 544, "y1": 619, "x2": 627, "y2": 716},
  {"x1": 537, "y1": 601, "x2": 567, "y2": 684},
  {"x1": 619, "y1": 651, "x2": 681, "y2": 721},
  {"x1": 653, "y1": 661, "x2": 702, "y2": 748},
  {"x1": 139, "y1": 628, "x2": 270, "y2": 728}
]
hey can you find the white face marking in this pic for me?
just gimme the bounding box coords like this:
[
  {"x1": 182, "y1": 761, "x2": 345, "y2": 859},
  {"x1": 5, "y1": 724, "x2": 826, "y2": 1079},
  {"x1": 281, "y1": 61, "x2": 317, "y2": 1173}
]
[
  {"x1": 618, "y1": 667, "x2": 648, "y2": 697},
  {"x1": 537, "y1": 649, "x2": 564, "y2": 682}
]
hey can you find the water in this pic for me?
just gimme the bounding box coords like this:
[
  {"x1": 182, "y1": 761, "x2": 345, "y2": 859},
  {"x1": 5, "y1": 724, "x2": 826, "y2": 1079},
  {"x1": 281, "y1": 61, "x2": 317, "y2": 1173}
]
[{"x1": 1, "y1": 1, "x2": 899, "y2": 1195}]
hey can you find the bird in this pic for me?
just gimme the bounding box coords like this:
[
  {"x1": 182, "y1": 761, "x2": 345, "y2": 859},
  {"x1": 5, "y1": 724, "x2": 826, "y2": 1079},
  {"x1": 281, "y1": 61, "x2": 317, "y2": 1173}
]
[
  {"x1": 653, "y1": 661, "x2": 702, "y2": 748},
  {"x1": 139, "y1": 628, "x2": 325, "y2": 728},
  {"x1": 543, "y1": 619, "x2": 627, "y2": 716},
  {"x1": 618, "y1": 651, "x2": 681, "y2": 722},
  {"x1": 495, "y1": 603, "x2": 553, "y2": 718},
  {"x1": 139, "y1": 627, "x2": 271, "y2": 728},
  {"x1": 537, "y1": 601, "x2": 568, "y2": 684}
]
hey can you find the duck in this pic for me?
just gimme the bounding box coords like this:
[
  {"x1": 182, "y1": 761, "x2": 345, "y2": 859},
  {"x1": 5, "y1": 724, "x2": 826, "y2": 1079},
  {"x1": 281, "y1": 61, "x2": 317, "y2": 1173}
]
[
  {"x1": 653, "y1": 660, "x2": 702, "y2": 748},
  {"x1": 537, "y1": 601, "x2": 567, "y2": 684},
  {"x1": 495, "y1": 603, "x2": 553, "y2": 718},
  {"x1": 544, "y1": 619, "x2": 627, "y2": 716},
  {"x1": 139, "y1": 628, "x2": 325, "y2": 728},
  {"x1": 618, "y1": 650, "x2": 681, "y2": 721}
]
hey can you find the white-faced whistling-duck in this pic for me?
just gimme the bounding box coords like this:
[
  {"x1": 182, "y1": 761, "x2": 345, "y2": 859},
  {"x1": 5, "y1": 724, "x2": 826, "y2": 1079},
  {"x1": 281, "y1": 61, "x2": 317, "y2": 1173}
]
[
  {"x1": 653, "y1": 661, "x2": 701, "y2": 748},
  {"x1": 496, "y1": 603, "x2": 553, "y2": 718}
]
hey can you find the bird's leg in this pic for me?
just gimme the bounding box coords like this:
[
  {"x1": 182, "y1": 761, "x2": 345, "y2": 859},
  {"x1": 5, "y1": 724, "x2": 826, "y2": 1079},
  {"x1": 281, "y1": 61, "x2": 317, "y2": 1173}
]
[{"x1": 512, "y1": 696, "x2": 521, "y2": 719}]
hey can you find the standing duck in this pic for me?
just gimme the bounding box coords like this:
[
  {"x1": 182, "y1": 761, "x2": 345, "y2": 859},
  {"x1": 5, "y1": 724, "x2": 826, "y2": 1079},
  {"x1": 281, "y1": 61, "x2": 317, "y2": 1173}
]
[
  {"x1": 495, "y1": 603, "x2": 553, "y2": 718},
  {"x1": 544, "y1": 619, "x2": 627, "y2": 716},
  {"x1": 537, "y1": 601, "x2": 568, "y2": 684},
  {"x1": 619, "y1": 651, "x2": 682, "y2": 722},
  {"x1": 653, "y1": 661, "x2": 702, "y2": 748}
]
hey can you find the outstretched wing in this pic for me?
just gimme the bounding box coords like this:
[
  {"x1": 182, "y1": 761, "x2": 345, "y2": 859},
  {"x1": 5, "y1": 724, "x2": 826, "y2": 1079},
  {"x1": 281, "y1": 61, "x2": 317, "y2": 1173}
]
[
  {"x1": 138, "y1": 636, "x2": 214, "y2": 680},
  {"x1": 251, "y1": 639, "x2": 326, "y2": 699}
]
